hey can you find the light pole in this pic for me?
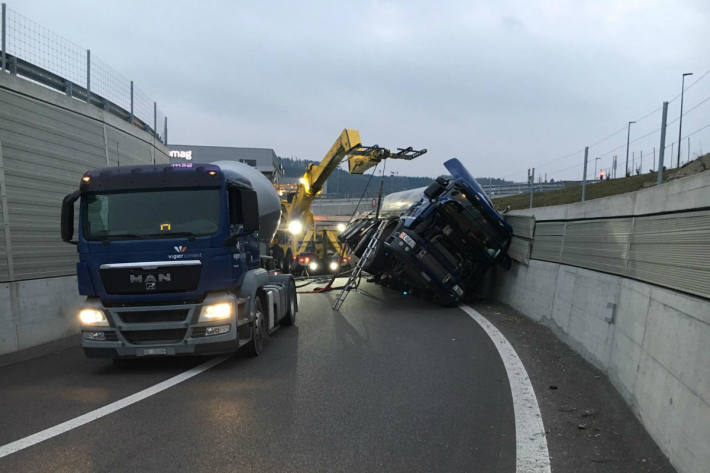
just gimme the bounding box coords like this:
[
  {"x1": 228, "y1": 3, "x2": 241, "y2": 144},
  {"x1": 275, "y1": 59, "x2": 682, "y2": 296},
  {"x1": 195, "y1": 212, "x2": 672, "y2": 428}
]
[
  {"x1": 677, "y1": 72, "x2": 693, "y2": 167},
  {"x1": 625, "y1": 121, "x2": 635, "y2": 177},
  {"x1": 594, "y1": 157, "x2": 601, "y2": 180}
]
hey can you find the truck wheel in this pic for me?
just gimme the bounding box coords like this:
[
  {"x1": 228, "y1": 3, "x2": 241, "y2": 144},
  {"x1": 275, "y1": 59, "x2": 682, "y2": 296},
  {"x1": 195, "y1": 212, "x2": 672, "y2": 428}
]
[
  {"x1": 246, "y1": 295, "x2": 266, "y2": 356},
  {"x1": 281, "y1": 280, "x2": 297, "y2": 326}
]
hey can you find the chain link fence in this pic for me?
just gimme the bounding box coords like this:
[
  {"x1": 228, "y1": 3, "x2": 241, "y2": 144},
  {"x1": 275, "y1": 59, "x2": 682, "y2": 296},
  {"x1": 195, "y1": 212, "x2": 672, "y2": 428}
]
[{"x1": 1, "y1": 3, "x2": 168, "y2": 144}]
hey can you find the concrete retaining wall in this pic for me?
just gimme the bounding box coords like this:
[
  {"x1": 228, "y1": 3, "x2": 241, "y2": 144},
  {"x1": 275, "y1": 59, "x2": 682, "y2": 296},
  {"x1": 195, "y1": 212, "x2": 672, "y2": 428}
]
[
  {"x1": 0, "y1": 72, "x2": 170, "y2": 356},
  {"x1": 0, "y1": 276, "x2": 80, "y2": 356},
  {"x1": 492, "y1": 170, "x2": 710, "y2": 473}
]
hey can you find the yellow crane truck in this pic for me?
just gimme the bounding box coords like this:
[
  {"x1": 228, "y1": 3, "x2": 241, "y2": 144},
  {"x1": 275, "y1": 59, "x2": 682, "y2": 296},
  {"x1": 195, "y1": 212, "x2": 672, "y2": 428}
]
[{"x1": 272, "y1": 129, "x2": 426, "y2": 274}]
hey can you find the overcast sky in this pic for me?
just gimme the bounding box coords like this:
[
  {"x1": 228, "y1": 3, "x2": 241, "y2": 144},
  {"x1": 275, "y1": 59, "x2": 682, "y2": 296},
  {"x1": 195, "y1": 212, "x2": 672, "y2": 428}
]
[{"x1": 11, "y1": 0, "x2": 710, "y2": 181}]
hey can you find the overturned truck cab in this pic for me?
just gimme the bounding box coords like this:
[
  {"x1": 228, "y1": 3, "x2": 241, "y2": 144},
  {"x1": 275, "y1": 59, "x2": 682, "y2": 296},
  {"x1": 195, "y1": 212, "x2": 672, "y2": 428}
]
[
  {"x1": 61, "y1": 161, "x2": 297, "y2": 359},
  {"x1": 340, "y1": 158, "x2": 512, "y2": 306}
]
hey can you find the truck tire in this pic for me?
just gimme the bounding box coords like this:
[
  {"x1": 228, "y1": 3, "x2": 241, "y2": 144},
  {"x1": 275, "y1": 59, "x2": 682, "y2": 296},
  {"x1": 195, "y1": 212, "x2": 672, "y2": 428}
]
[
  {"x1": 245, "y1": 294, "x2": 266, "y2": 356},
  {"x1": 281, "y1": 280, "x2": 297, "y2": 326}
]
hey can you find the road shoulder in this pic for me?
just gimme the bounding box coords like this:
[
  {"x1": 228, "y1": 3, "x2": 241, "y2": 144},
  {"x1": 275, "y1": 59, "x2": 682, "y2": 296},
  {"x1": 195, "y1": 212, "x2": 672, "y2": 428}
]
[{"x1": 471, "y1": 300, "x2": 676, "y2": 473}]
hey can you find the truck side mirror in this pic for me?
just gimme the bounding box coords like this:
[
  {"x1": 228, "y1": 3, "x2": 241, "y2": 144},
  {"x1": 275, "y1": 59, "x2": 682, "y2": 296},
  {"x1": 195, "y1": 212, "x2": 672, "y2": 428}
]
[
  {"x1": 61, "y1": 190, "x2": 80, "y2": 244},
  {"x1": 241, "y1": 190, "x2": 259, "y2": 233},
  {"x1": 228, "y1": 188, "x2": 259, "y2": 234},
  {"x1": 228, "y1": 188, "x2": 242, "y2": 225}
]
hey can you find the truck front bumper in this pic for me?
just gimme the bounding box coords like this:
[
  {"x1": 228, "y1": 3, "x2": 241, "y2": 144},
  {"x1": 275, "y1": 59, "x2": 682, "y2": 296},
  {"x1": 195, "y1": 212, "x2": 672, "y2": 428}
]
[{"x1": 79, "y1": 293, "x2": 249, "y2": 359}]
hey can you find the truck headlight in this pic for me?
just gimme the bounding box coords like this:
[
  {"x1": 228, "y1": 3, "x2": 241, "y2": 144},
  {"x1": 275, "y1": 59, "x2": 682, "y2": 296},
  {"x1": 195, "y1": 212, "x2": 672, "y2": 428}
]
[
  {"x1": 79, "y1": 308, "x2": 108, "y2": 326},
  {"x1": 329, "y1": 261, "x2": 339, "y2": 272},
  {"x1": 336, "y1": 223, "x2": 346, "y2": 233},
  {"x1": 308, "y1": 261, "x2": 318, "y2": 271},
  {"x1": 199, "y1": 302, "x2": 234, "y2": 322}
]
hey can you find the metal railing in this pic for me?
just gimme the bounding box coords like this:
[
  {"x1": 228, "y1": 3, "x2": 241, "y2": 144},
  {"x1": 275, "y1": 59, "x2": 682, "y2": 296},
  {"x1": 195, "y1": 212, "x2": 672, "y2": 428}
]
[{"x1": 0, "y1": 3, "x2": 167, "y2": 144}]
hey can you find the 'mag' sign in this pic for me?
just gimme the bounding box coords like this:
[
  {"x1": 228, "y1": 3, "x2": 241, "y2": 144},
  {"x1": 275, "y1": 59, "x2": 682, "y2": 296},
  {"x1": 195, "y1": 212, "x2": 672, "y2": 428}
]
[{"x1": 170, "y1": 150, "x2": 193, "y2": 160}]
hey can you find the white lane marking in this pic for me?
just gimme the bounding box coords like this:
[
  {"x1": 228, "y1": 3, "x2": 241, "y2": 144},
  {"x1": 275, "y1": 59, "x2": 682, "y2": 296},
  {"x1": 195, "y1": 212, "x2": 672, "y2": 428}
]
[
  {"x1": 460, "y1": 305, "x2": 551, "y2": 473},
  {"x1": 0, "y1": 355, "x2": 228, "y2": 459}
]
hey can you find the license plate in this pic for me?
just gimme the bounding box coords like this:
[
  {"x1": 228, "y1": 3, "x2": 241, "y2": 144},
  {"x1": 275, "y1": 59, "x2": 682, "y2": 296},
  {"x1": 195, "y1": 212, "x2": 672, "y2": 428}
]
[{"x1": 140, "y1": 347, "x2": 168, "y2": 356}]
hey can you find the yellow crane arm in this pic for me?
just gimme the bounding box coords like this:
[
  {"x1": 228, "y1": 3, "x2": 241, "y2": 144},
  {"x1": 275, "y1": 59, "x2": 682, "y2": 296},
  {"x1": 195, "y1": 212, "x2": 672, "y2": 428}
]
[
  {"x1": 286, "y1": 129, "x2": 362, "y2": 222},
  {"x1": 284, "y1": 128, "x2": 427, "y2": 231}
]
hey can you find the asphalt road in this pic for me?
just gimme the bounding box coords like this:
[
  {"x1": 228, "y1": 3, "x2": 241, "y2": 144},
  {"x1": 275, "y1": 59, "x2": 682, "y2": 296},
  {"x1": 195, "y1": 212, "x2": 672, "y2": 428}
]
[
  {"x1": 0, "y1": 284, "x2": 515, "y2": 473},
  {"x1": 0, "y1": 282, "x2": 675, "y2": 473}
]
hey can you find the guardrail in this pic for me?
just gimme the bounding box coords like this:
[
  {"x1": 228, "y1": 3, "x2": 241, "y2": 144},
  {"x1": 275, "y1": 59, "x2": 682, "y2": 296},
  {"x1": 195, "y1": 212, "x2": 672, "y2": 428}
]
[{"x1": 0, "y1": 3, "x2": 167, "y2": 143}]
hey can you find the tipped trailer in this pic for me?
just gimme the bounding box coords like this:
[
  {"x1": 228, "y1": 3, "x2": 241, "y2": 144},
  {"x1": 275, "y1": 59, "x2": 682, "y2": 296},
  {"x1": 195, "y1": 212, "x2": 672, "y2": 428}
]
[
  {"x1": 61, "y1": 161, "x2": 297, "y2": 359},
  {"x1": 340, "y1": 158, "x2": 513, "y2": 306}
]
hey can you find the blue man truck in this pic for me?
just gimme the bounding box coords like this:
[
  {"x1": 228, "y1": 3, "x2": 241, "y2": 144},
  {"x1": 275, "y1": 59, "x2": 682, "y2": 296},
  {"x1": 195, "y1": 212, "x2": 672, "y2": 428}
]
[{"x1": 61, "y1": 161, "x2": 297, "y2": 359}]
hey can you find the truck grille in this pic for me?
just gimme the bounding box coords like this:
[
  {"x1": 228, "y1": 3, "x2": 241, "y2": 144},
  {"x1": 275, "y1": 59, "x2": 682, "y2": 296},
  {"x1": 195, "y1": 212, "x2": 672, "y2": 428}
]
[
  {"x1": 117, "y1": 310, "x2": 189, "y2": 324},
  {"x1": 100, "y1": 264, "x2": 201, "y2": 295},
  {"x1": 121, "y1": 329, "x2": 187, "y2": 345}
]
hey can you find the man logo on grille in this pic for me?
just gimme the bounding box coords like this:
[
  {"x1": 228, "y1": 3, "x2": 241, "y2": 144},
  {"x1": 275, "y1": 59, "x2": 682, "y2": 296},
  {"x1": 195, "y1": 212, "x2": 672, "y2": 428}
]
[
  {"x1": 129, "y1": 273, "x2": 172, "y2": 284},
  {"x1": 174, "y1": 246, "x2": 187, "y2": 253}
]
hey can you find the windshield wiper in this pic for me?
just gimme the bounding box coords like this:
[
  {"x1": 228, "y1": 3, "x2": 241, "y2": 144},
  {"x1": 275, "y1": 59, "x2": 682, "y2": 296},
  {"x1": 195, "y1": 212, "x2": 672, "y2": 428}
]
[
  {"x1": 142, "y1": 232, "x2": 198, "y2": 241},
  {"x1": 96, "y1": 233, "x2": 142, "y2": 246}
]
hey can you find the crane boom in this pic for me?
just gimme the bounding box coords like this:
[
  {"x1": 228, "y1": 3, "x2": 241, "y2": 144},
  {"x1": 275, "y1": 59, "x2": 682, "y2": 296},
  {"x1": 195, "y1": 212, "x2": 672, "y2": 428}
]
[
  {"x1": 287, "y1": 129, "x2": 362, "y2": 220},
  {"x1": 285, "y1": 129, "x2": 427, "y2": 226}
]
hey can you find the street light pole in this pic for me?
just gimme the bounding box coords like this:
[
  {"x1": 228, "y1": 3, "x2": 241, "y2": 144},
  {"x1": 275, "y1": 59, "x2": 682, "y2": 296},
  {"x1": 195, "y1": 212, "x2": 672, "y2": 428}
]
[
  {"x1": 594, "y1": 157, "x2": 601, "y2": 179},
  {"x1": 677, "y1": 72, "x2": 693, "y2": 167},
  {"x1": 625, "y1": 121, "x2": 635, "y2": 177}
]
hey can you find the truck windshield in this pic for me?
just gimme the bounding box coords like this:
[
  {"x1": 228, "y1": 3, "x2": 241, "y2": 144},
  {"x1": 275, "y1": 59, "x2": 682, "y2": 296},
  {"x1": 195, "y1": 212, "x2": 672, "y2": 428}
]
[{"x1": 83, "y1": 188, "x2": 221, "y2": 240}]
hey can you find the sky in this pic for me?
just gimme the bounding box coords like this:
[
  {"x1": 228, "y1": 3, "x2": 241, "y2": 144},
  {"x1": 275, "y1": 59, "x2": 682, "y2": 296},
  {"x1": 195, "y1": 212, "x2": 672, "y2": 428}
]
[{"x1": 7, "y1": 0, "x2": 710, "y2": 182}]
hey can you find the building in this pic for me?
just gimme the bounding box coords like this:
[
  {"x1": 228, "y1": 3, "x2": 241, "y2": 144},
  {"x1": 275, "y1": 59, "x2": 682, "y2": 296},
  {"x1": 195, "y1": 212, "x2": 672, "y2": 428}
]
[{"x1": 168, "y1": 145, "x2": 282, "y2": 182}]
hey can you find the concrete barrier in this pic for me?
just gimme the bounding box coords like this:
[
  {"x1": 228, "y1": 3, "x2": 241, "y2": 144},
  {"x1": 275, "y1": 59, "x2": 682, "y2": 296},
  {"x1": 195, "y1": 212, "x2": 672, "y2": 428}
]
[
  {"x1": 492, "y1": 170, "x2": 710, "y2": 473},
  {"x1": 0, "y1": 276, "x2": 80, "y2": 356}
]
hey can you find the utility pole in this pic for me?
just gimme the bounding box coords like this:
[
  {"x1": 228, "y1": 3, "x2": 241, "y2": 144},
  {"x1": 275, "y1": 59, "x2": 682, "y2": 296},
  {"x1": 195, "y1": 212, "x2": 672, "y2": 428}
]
[
  {"x1": 528, "y1": 168, "x2": 535, "y2": 208},
  {"x1": 640, "y1": 150, "x2": 643, "y2": 173},
  {"x1": 1, "y1": 3, "x2": 6, "y2": 72},
  {"x1": 625, "y1": 121, "x2": 635, "y2": 177},
  {"x1": 581, "y1": 147, "x2": 589, "y2": 202},
  {"x1": 86, "y1": 49, "x2": 91, "y2": 104},
  {"x1": 632, "y1": 151, "x2": 635, "y2": 175},
  {"x1": 594, "y1": 157, "x2": 601, "y2": 179},
  {"x1": 677, "y1": 72, "x2": 693, "y2": 168},
  {"x1": 657, "y1": 101, "x2": 668, "y2": 185},
  {"x1": 671, "y1": 142, "x2": 674, "y2": 165},
  {"x1": 687, "y1": 136, "x2": 691, "y2": 163},
  {"x1": 653, "y1": 147, "x2": 656, "y2": 171}
]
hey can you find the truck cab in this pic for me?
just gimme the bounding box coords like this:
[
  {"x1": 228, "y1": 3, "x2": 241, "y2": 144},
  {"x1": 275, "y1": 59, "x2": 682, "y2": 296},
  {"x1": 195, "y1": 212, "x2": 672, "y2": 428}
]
[{"x1": 61, "y1": 162, "x2": 297, "y2": 359}]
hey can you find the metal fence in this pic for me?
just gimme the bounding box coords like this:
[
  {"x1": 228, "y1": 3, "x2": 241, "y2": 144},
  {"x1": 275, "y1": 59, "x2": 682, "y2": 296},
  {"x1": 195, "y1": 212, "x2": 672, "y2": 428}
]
[
  {"x1": 0, "y1": 3, "x2": 167, "y2": 143},
  {"x1": 521, "y1": 211, "x2": 710, "y2": 300}
]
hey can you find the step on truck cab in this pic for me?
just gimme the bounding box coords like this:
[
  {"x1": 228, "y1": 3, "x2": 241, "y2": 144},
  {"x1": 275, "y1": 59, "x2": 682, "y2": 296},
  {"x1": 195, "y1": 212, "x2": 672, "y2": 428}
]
[{"x1": 61, "y1": 161, "x2": 297, "y2": 359}]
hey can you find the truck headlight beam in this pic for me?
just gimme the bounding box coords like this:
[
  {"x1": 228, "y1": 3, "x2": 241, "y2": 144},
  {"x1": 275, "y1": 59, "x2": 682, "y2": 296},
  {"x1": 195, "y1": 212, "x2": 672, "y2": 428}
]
[
  {"x1": 78, "y1": 308, "x2": 108, "y2": 326},
  {"x1": 199, "y1": 301, "x2": 235, "y2": 322}
]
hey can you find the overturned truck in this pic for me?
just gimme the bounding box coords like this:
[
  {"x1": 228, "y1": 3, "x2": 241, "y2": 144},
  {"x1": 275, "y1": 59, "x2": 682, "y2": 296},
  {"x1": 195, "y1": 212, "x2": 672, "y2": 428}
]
[{"x1": 339, "y1": 158, "x2": 513, "y2": 306}]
